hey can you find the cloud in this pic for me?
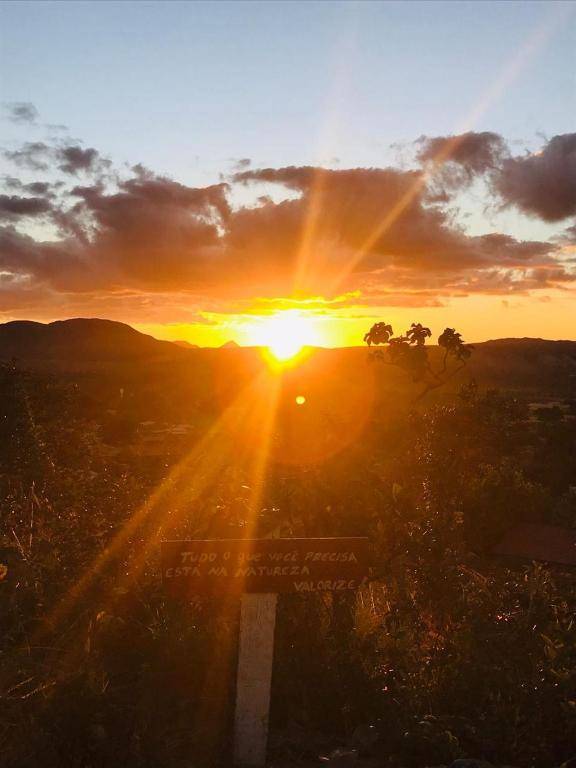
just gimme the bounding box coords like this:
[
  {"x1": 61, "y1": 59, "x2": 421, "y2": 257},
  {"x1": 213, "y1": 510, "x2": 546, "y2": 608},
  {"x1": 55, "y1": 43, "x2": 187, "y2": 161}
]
[
  {"x1": 415, "y1": 131, "x2": 509, "y2": 200},
  {"x1": 0, "y1": 136, "x2": 573, "y2": 321},
  {"x1": 232, "y1": 166, "x2": 558, "y2": 283},
  {"x1": 66, "y1": 175, "x2": 231, "y2": 288},
  {"x1": 26, "y1": 181, "x2": 55, "y2": 196},
  {"x1": 230, "y1": 157, "x2": 251, "y2": 171},
  {"x1": 417, "y1": 131, "x2": 507, "y2": 175},
  {"x1": 4, "y1": 102, "x2": 39, "y2": 125},
  {"x1": 0, "y1": 227, "x2": 96, "y2": 292},
  {"x1": 1, "y1": 177, "x2": 56, "y2": 197},
  {"x1": 2, "y1": 141, "x2": 109, "y2": 176},
  {"x1": 417, "y1": 131, "x2": 576, "y2": 224},
  {"x1": 57, "y1": 145, "x2": 110, "y2": 175},
  {"x1": 559, "y1": 222, "x2": 576, "y2": 244},
  {"x1": 0, "y1": 195, "x2": 52, "y2": 220},
  {"x1": 494, "y1": 133, "x2": 576, "y2": 222},
  {"x1": 45, "y1": 123, "x2": 68, "y2": 133},
  {"x1": 3, "y1": 142, "x2": 51, "y2": 171}
]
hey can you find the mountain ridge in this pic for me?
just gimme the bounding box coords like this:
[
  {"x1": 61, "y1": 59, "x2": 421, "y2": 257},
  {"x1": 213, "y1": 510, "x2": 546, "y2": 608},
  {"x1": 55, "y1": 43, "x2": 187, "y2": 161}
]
[
  {"x1": 1, "y1": 317, "x2": 575, "y2": 365},
  {"x1": 1, "y1": 318, "x2": 575, "y2": 400},
  {"x1": 0, "y1": 317, "x2": 186, "y2": 363}
]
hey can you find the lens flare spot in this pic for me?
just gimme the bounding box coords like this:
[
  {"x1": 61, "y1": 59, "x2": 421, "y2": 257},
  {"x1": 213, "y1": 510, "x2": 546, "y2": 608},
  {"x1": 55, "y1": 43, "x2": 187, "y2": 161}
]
[{"x1": 295, "y1": 395, "x2": 306, "y2": 406}]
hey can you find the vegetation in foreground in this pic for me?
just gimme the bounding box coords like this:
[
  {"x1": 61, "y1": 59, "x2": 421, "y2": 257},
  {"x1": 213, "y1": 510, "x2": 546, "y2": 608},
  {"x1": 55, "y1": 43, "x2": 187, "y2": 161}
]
[{"x1": 0, "y1": 342, "x2": 575, "y2": 767}]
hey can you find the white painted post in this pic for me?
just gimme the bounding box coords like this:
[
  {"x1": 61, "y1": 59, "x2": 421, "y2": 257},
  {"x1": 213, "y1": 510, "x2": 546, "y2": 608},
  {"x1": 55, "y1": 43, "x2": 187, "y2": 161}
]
[{"x1": 233, "y1": 592, "x2": 278, "y2": 767}]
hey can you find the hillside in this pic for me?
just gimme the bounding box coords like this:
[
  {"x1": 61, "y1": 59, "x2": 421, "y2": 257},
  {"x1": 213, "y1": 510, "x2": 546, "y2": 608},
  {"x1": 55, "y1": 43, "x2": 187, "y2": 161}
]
[
  {"x1": 467, "y1": 337, "x2": 576, "y2": 394},
  {"x1": 0, "y1": 318, "x2": 186, "y2": 365},
  {"x1": 172, "y1": 340, "x2": 199, "y2": 349},
  {"x1": 1, "y1": 321, "x2": 575, "y2": 768},
  {"x1": 1, "y1": 318, "x2": 575, "y2": 400}
]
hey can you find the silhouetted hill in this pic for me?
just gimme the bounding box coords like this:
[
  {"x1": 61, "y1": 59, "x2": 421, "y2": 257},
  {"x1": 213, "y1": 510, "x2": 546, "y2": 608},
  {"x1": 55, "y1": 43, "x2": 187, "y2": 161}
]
[
  {"x1": 467, "y1": 337, "x2": 576, "y2": 393},
  {"x1": 482, "y1": 337, "x2": 575, "y2": 345},
  {"x1": 172, "y1": 340, "x2": 199, "y2": 349},
  {"x1": 0, "y1": 319, "x2": 186, "y2": 365},
  {"x1": 1, "y1": 320, "x2": 575, "y2": 399}
]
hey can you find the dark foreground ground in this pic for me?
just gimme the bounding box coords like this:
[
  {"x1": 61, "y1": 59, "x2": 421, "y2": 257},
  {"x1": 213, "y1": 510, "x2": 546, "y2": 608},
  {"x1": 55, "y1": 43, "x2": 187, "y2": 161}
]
[{"x1": 1, "y1": 322, "x2": 575, "y2": 767}]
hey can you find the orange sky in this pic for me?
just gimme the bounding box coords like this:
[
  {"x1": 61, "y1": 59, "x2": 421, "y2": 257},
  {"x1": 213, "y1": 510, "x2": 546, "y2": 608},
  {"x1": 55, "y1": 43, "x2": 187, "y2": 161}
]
[
  {"x1": 134, "y1": 289, "x2": 576, "y2": 348},
  {"x1": 1, "y1": 3, "x2": 575, "y2": 345}
]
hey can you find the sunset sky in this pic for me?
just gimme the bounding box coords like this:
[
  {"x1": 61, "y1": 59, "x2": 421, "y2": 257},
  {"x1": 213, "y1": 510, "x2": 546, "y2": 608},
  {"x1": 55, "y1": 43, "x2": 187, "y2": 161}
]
[{"x1": 1, "y1": 0, "x2": 575, "y2": 346}]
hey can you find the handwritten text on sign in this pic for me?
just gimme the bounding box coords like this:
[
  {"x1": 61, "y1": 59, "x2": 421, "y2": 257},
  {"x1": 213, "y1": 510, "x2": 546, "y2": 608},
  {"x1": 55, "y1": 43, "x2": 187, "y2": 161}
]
[{"x1": 161, "y1": 538, "x2": 369, "y2": 594}]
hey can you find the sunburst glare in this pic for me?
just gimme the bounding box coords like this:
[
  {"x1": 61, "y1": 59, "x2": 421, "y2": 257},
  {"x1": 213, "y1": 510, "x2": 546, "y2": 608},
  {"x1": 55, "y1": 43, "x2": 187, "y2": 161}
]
[{"x1": 245, "y1": 309, "x2": 322, "y2": 362}]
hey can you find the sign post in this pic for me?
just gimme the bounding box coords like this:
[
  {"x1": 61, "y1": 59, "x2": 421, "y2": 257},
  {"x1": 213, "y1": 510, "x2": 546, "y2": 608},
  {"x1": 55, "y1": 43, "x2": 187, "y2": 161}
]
[
  {"x1": 161, "y1": 537, "x2": 369, "y2": 767},
  {"x1": 234, "y1": 593, "x2": 277, "y2": 766}
]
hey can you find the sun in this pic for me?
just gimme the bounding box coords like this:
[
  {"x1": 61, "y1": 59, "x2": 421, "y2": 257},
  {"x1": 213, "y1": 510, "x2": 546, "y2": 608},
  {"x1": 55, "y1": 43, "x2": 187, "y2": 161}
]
[{"x1": 246, "y1": 310, "x2": 319, "y2": 362}]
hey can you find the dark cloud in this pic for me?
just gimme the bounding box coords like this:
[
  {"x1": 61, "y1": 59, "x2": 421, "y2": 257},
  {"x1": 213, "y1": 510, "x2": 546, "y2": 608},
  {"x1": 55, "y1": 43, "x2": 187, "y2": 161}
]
[
  {"x1": 0, "y1": 195, "x2": 52, "y2": 220},
  {"x1": 416, "y1": 131, "x2": 508, "y2": 196},
  {"x1": 25, "y1": 181, "x2": 55, "y2": 196},
  {"x1": 417, "y1": 131, "x2": 576, "y2": 225},
  {"x1": 1, "y1": 177, "x2": 57, "y2": 197},
  {"x1": 0, "y1": 227, "x2": 91, "y2": 291},
  {"x1": 494, "y1": 134, "x2": 576, "y2": 222},
  {"x1": 3, "y1": 142, "x2": 51, "y2": 171},
  {"x1": 3, "y1": 141, "x2": 110, "y2": 177},
  {"x1": 417, "y1": 131, "x2": 507, "y2": 173},
  {"x1": 0, "y1": 142, "x2": 573, "y2": 316},
  {"x1": 232, "y1": 166, "x2": 557, "y2": 282},
  {"x1": 4, "y1": 102, "x2": 39, "y2": 125},
  {"x1": 1, "y1": 177, "x2": 21, "y2": 191},
  {"x1": 61, "y1": 175, "x2": 231, "y2": 288},
  {"x1": 57, "y1": 145, "x2": 110, "y2": 175}
]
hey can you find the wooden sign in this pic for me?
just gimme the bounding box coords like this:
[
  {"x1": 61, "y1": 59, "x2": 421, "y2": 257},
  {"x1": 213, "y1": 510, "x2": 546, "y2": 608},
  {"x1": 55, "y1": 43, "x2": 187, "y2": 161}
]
[
  {"x1": 161, "y1": 537, "x2": 369, "y2": 596},
  {"x1": 161, "y1": 537, "x2": 370, "y2": 768}
]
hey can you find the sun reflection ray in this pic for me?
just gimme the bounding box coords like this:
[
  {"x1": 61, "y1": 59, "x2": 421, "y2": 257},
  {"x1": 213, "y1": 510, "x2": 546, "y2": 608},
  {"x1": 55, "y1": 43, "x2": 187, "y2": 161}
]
[
  {"x1": 25, "y1": 362, "x2": 287, "y2": 764},
  {"x1": 33, "y1": 359, "x2": 288, "y2": 684},
  {"x1": 35, "y1": 371, "x2": 277, "y2": 635}
]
